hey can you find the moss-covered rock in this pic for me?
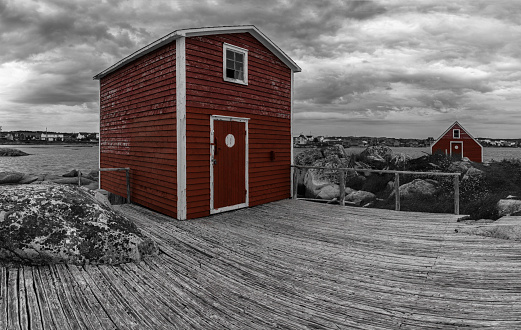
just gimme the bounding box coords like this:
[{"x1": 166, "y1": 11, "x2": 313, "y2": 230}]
[{"x1": 0, "y1": 184, "x2": 157, "y2": 265}]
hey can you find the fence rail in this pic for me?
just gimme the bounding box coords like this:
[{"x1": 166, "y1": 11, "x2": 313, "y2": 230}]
[
  {"x1": 292, "y1": 165, "x2": 461, "y2": 215},
  {"x1": 77, "y1": 167, "x2": 131, "y2": 203}
]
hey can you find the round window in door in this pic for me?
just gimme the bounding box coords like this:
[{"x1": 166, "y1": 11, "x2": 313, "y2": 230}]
[{"x1": 225, "y1": 134, "x2": 235, "y2": 148}]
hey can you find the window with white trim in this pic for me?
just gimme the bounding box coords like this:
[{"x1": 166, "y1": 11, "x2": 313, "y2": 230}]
[
  {"x1": 223, "y1": 43, "x2": 248, "y2": 85},
  {"x1": 453, "y1": 129, "x2": 460, "y2": 138}
]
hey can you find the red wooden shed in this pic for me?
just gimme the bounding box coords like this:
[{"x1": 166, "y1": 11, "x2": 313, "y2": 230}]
[
  {"x1": 431, "y1": 121, "x2": 483, "y2": 162},
  {"x1": 94, "y1": 25, "x2": 301, "y2": 220}
]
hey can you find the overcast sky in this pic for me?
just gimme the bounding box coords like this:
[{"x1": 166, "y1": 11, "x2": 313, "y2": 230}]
[{"x1": 1, "y1": 0, "x2": 520, "y2": 138}]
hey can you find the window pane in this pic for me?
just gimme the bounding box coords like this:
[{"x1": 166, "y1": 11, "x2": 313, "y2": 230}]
[
  {"x1": 226, "y1": 59, "x2": 234, "y2": 69},
  {"x1": 237, "y1": 71, "x2": 244, "y2": 80},
  {"x1": 226, "y1": 68, "x2": 235, "y2": 79},
  {"x1": 226, "y1": 50, "x2": 234, "y2": 60},
  {"x1": 235, "y1": 53, "x2": 243, "y2": 62},
  {"x1": 235, "y1": 62, "x2": 243, "y2": 71}
]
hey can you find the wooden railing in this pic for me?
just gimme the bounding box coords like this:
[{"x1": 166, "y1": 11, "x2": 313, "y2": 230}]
[
  {"x1": 292, "y1": 165, "x2": 461, "y2": 215},
  {"x1": 77, "y1": 168, "x2": 131, "y2": 203}
]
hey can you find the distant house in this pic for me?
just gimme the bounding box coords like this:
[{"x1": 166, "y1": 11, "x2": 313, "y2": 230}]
[
  {"x1": 41, "y1": 132, "x2": 64, "y2": 142},
  {"x1": 295, "y1": 134, "x2": 308, "y2": 146},
  {"x1": 9, "y1": 131, "x2": 41, "y2": 141},
  {"x1": 431, "y1": 121, "x2": 483, "y2": 162}
]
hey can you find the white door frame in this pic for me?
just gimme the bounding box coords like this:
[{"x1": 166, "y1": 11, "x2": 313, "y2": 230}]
[
  {"x1": 210, "y1": 115, "x2": 249, "y2": 214},
  {"x1": 450, "y1": 141, "x2": 463, "y2": 158}
]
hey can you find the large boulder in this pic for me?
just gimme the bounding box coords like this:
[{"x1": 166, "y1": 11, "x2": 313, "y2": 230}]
[
  {"x1": 304, "y1": 170, "x2": 338, "y2": 199},
  {"x1": 0, "y1": 184, "x2": 157, "y2": 265},
  {"x1": 359, "y1": 146, "x2": 393, "y2": 168},
  {"x1": 448, "y1": 161, "x2": 472, "y2": 174},
  {"x1": 497, "y1": 199, "x2": 521, "y2": 217},
  {"x1": 322, "y1": 144, "x2": 349, "y2": 159},
  {"x1": 390, "y1": 179, "x2": 438, "y2": 200},
  {"x1": 345, "y1": 190, "x2": 375, "y2": 206},
  {"x1": 462, "y1": 167, "x2": 484, "y2": 181}
]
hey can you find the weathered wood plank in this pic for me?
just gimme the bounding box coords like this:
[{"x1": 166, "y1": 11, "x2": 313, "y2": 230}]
[
  {"x1": 22, "y1": 267, "x2": 43, "y2": 330},
  {"x1": 31, "y1": 267, "x2": 58, "y2": 329},
  {"x1": 7, "y1": 268, "x2": 20, "y2": 330}
]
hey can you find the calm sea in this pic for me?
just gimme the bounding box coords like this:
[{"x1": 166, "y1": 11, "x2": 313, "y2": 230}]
[
  {"x1": 295, "y1": 147, "x2": 521, "y2": 162},
  {"x1": 1, "y1": 145, "x2": 520, "y2": 175},
  {"x1": 0, "y1": 145, "x2": 99, "y2": 175}
]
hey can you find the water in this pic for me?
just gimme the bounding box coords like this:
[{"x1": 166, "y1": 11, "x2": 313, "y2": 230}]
[
  {"x1": 0, "y1": 145, "x2": 99, "y2": 175},
  {"x1": 295, "y1": 146, "x2": 521, "y2": 162},
  {"x1": 1, "y1": 145, "x2": 520, "y2": 176}
]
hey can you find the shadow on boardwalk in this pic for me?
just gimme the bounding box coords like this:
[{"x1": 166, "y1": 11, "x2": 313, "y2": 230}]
[{"x1": 2, "y1": 199, "x2": 521, "y2": 329}]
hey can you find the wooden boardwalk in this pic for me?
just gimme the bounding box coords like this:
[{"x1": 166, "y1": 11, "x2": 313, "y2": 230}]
[{"x1": 2, "y1": 199, "x2": 521, "y2": 329}]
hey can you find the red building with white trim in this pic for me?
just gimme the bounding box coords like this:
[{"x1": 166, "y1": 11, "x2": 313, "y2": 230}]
[
  {"x1": 431, "y1": 121, "x2": 483, "y2": 162},
  {"x1": 94, "y1": 25, "x2": 301, "y2": 220}
]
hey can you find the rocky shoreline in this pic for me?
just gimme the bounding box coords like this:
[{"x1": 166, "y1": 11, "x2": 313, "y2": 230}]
[
  {"x1": 295, "y1": 145, "x2": 521, "y2": 220},
  {"x1": 0, "y1": 169, "x2": 99, "y2": 190}
]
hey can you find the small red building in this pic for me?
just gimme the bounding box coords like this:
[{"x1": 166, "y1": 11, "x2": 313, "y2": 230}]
[
  {"x1": 431, "y1": 121, "x2": 483, "y2": 162},
  {"x1": 94, "y1": 25, "x2": 301, "y2": 220}
]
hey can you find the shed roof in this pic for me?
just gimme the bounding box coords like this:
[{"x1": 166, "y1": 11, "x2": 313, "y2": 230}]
[{"x1": 93, "y1": 25, "x2": 301, "y2": 80}]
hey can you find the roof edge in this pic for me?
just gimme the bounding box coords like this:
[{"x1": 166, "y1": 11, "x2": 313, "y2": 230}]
[
  {"x1": 431, "y1": 121, "x2": 483, "y2": 148},
  {"x1": 93, "y1": 25, "x2": 301, "y2": 80}
]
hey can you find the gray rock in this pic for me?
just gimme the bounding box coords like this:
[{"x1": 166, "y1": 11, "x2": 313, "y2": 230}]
[
  {"x1": 0, "y1": 172, "x2": 24, "y2": 184},
  {"x1": 360, "y1": 146, "x2": 393, "y2": 166},
  {"x1": 462, "y1": 167, "x2": 484, "y2": 181},
  {"x1": 448, "y1": 161, "x2": 472, "y2": 174},
  {"x1": 0, "y1": 184, "x2": 157, "y2": 265},
  {"x1": 294, "y1": 148, "x2": 323, "y2": 166},
  {"x1": 497, "y1": 199, "x2": 521, "y2": 217},
  {"x1": 345, "y1": 190, "x2": 376, "y2": 206},
  {"x1": 0, "y1": 148, "x2": 29, "y2": 157},
  {"x1": 389, "y1": 179, "x2": 438, "y2": 200},
  {"x1": 62, "y1": 169, "x2": 79, "y2": 177},
  {"x1": 304, "y1": 170, "x2": 336, "y2": 198},
  {"x1": 316, "y1": 185, "x2": 341, "y2": 200},
  {"x1": 19, "y1": 173, "x2": 40, "y2": 184}
]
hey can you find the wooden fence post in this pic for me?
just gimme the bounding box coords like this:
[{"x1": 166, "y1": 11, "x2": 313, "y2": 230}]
[
  {"x1": 339, "y1": 170, "x2": 345, "y2": 206},
  {"x1": 454, "y1": 175, "x2": 459, "y2": 215},
  {"x1": 395, "y1": 172, "x2": 400, "y2": 211},
  {"x1": 78, "y1": 170, "x2": 81, "y2": 186},
  {"x1": 126, "y1": 169, "x2": 131, "y2": 204}
]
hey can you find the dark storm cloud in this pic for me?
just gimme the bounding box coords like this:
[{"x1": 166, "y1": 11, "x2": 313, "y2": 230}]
[{"x1": 1, "y1": 0, "x2": 521, "y2": 137}]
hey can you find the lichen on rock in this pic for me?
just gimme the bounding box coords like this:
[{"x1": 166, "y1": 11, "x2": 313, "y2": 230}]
[{"x1": 0, "y1": 184, "x2": 157, "y2": 265}]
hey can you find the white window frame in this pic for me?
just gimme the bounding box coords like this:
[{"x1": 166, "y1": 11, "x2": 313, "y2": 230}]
[
  {"x1": 453, "y1": 129, "x2": 460, "y2": 139},
  {"x1": 223, "y1": 43, "x2": 248, "y2": 85}
]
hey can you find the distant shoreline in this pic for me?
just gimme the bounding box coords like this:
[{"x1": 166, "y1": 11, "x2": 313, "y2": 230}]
[{"x1": 0, "y1": 141, "x2": 98, "y2": 146}]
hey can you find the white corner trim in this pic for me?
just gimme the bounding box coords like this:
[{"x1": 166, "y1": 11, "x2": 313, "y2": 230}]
[
  {"x1": 290, "y1": 70, "x2": 294, "y2": 198},
  {"x1": 176, "y1": 37, "x2": 187, "y2": 220},
  {"x1": 98, "y1": 80, "x2": 101, "y2": 190}
]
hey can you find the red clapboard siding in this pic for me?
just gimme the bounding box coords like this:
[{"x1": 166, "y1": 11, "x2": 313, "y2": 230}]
[
  {"x1": 431, "y1": 123, "x2": 482, "y2": 162},
  {"x1": 99, "y1": 42, "x2": 177, "y2": 218},
  {"x1": 184, "y1": 32, "x2": 292, "y2": 219}
]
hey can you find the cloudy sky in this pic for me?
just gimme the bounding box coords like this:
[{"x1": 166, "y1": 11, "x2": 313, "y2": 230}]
[{"x1": 1, "y1": 0, "x2": 520, "y2": 138}]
